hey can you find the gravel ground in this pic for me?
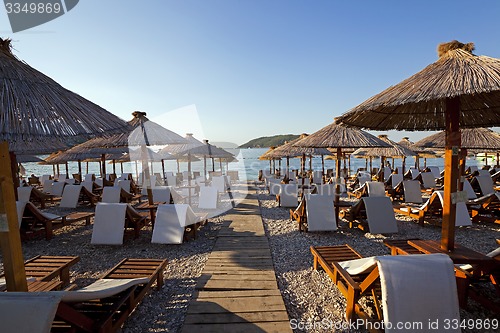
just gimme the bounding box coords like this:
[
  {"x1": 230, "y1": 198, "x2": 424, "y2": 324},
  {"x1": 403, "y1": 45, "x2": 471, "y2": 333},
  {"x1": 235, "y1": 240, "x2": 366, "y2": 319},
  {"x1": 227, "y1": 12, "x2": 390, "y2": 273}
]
[
  {"x1": 257, "y1": 184, "x2": 500, "y2": 332},
  {"x1": 1, "y1": 182, "x2": 499, "y2": 332}
]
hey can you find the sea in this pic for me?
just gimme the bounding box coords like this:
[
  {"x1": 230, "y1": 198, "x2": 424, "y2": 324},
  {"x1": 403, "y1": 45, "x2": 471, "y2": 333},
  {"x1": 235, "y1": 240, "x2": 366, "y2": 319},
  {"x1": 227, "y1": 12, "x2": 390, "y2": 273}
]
[{"x1": 19, "y1": 148, "x2": 491, "y2": 181}]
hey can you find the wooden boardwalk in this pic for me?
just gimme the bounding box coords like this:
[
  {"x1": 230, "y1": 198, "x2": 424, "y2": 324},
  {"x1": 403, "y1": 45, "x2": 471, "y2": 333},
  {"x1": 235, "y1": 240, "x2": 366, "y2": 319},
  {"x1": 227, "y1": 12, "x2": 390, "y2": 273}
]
[{"x1": 182, "y1": 186, "x2": 292, "y2": 333}]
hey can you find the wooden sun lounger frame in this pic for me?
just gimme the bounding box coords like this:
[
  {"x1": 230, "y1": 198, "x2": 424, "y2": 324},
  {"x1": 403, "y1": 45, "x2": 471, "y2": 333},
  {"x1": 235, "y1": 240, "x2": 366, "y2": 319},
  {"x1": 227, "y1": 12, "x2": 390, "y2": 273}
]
[
  {"x1": 0, "y1": 255, "x2": 80, "y2": 291},
  {"x1": 54, "y1": 258, "x2": 168, "y2": 333},
  {"x1": 393, "y1": 191, "x2": 443, "y2": 226},
  {"x1": 20, "y1": 202, "x2": 94, "y2": 240},
  {"x1": 311, "y1": 245, "x2": 382, "y2": 328}
]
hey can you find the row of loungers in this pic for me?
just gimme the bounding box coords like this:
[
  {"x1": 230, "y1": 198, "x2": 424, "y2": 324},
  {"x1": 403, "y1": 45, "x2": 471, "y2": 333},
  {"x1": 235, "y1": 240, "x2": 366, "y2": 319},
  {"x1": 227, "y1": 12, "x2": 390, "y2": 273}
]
[
  {"x1": 310, "y1": 242, "x2": 500, "y2": 330},
  {"x1": 0, "y1": 256, "x2": 167, "y2": 333}
]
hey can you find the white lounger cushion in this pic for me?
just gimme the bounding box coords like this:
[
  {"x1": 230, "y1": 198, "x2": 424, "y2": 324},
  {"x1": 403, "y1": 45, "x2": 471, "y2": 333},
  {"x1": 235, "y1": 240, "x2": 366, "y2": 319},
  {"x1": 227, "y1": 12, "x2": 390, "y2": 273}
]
[
  {"x1": 366, "y1": 181, "x2": 386, "y2": 197},
  {"x1": 101, "y1": 187, "x2": 121, "y2": 203},
  {"x1": 420, "y1": 172, "x2": 436, "y2": 188},
  {"x1": 152, "y1": 204, "x2": 198, "y2": 244},
  {"x1": 378, "y1": 254, "x2": 460, "y2": 333},
  {"x1": 279, "y1": 184, "x2": 298, "y2": 208},
  {"x1": 152, "y1": 186, "x2": 171, "y2": 203},
  {"x1": 59, "y1": 185, "x2": 82, "y2": 208},
  {"x1": 476, "y1": 175, "x2": 495, "y2": 196},
  {"x1": 61, "y1": 277, "x2": 150, "y2": 302},
  {"x1": 362, "y1": 197, "x2": 398, "y2": 234},
  {"x1": 16, "y1": 201, "x2": 27, "y2": 227},
  {"x1": 91, "y1": 203, "x2": 127, "y2": 245},
  {"x1": 339, "y1": 256, "x2": 377, "y2": 275},
  {"x1": 305, "y1": 194, "x2": 337, "y2": 232},
  {"x1": 17, "y1": 186, "x2": 32, "y2": 202},
  {"x1": 198, "y1": 186, "x2": 218, "y2": 209},
  {"x1": 434, "y1": 191, "x2": 472, "y2": 226},
  {"x1": 403, "y1": 180, "x2": 423, "y2": 204},
  {"x1": 51, "y1": 181, "x2": 65, "y2": 196},
  {"x1": 0, "y1": 292, "x2": 63, "y2": 333}
]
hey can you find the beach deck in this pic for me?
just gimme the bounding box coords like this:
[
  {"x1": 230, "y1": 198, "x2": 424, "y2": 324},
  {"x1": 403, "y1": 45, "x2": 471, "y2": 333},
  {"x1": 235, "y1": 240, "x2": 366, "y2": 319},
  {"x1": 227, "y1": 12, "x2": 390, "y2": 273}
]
[{"x1": 181, "y1": 184, "x2": 292, "y2": 332}]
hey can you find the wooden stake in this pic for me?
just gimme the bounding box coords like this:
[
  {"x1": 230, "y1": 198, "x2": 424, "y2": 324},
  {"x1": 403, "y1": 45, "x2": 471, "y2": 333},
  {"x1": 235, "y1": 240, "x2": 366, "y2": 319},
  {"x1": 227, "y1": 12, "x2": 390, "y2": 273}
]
[{"x1": 0, "y1": 141, "x2": 27, "y2": 291}]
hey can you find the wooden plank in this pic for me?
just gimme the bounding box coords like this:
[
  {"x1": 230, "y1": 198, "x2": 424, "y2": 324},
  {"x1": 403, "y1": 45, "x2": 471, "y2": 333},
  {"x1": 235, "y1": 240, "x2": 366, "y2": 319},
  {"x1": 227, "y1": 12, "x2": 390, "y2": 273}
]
[
  {"x1": 184, "y1": 310, "x2": 289, "y2": 324},
  {"x1": 195, "y1": 290, "x2": 283, "y2": 299},
  {"x1": 188, "y1": 296, "x2": 287, "y2": 313},
  {"x1": 197, "y1": 279, "x2": 278, "y2": 290},
  {"x1": 182, "y1": 318, "x2": 292, "y2": 333}
]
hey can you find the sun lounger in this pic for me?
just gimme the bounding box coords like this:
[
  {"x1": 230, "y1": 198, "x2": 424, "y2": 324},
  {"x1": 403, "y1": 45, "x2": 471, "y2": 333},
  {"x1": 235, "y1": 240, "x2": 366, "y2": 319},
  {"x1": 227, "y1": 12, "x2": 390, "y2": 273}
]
[
  {"x1": 366, "y1": 181, "x2": 386, "y2": 197},
  {"x1": 59, "y1": 185, "x2": 83, "y2": 208},
  {"x1": 17, "y1": 186, "x2": 33, "y2": 202},
  {"x1": 91, "y1": 203, "x2": 148, "y2": 245},
  {"x1": 467, "y1": 192, "x2": 500, "y2": 224},
  {"x1": 0, "y1": 292, "x2": 62, "y2": 333},
  {"x1": 101, "y1": 186, "x2": 121, "y2": 203},
  {"x1": 19, "y1": 202, "x2": 94, "y2": 240},
  {"x1": 454, "y1": 247, "x2": 500, "y2": 313},
  {"x1": 311, "y1": 245, "x2": 460, "y2": 330},
  {"x1": 54, "y1": 258, "x2": 167, "y2": 333},
  {"x1": 0, "y1": 255, "x2": 80, "y2": 291},
  {"x1": 198, "y1": 186, "x2": 218, "y2": 209},
  {"x1": 340, "y1": 196, "x2": 398, "y2": 234},
  {"x1": 395, "y1": 190, "x2": 472, "y2": 227},
  {"x1": 471, "y1": 175, "x2": 496, "y2": 196},
  {"x1": 278, "y1": 183, "x2": 298, "y2": 208},
  {"x1": 151, "y1": 204, "x2": 208, "y2": 244},
  {"x1": 401, "y1": 180, "x2": 423, "y2": 204},
  {"x1": 304, "y1": 194, "x2": 337, "y2": 232}
]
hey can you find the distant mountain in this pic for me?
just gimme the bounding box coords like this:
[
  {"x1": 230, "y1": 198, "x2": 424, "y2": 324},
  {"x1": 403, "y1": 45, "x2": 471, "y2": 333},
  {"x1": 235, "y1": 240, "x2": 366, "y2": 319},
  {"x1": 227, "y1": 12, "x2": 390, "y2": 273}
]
[{"x1": 239, "y1": 134, "x2": 299, "y2": 148}]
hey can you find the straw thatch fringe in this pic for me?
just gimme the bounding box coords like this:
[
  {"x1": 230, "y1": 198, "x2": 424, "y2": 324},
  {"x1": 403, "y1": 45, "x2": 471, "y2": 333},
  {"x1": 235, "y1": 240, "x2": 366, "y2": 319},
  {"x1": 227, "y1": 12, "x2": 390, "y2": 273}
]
[
  {"x1": 265, "y1": 134, "x2": 333, "y2": 158},
  {"x1": 414, "y1": 128, "x2": 500, "y2": 150},
  {"x1": 0, "y1": 37, "x2": 131, "y2": 154},
  {"x1": 336, "y1": 41, "x2": 500, "y2": 131},
  {"x1": 293, "y1": 121, "x2": 390, "y2": 149},
  {"x1": 352, "y1": 135, "x2": 416, "y2": 158}
]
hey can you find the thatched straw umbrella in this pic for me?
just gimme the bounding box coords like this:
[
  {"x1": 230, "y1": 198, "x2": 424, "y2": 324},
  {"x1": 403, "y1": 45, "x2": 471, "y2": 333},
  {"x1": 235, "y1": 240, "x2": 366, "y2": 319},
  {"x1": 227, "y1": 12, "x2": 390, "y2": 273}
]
[
  {"x1": 0, "y1": 38, "x2": 131, "y2": 291},
  {"x1": 59, "y1": 112, "x2": 187, "y2": 203},
  {"x1": 293, "y1": 121, "x2": 390, "y2": 218},
  {"x1": 414, "y1": 127, "x2": 500, "y2": 175},
  {"x1": 182, "y1": 140, "x2": 234, "y2": 179},
  {"x1": 158, "y1": 133, "x2": 205, "y2": 182},
  {"x1": 352, "y1": 135, "x2": 416, "y2": 178},
  {"x1": 259, "y1": 146, "x2": 282, "y2": 175},
  {"x1": 337, "y1": 41, "x2": 500, "y2": 251},
  {"x1": 267, "y1": 134, "x2": 333, "y2": 184}
]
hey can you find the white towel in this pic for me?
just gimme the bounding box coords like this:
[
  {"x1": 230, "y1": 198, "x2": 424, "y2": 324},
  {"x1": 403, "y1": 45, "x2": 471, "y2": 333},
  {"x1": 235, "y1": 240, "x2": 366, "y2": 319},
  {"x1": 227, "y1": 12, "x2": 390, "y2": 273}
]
[
  {"x1": 305, "y1": 194, "x2": 337, "y2": 232},
  {"x1": 0, "y1": 292, "x2": 63, "y2": 333},
  {"x1": 338, "y1": 256, "x2": 377, "y2": 275},
  {"x1": 152, "y1": 204, "x2": 187, "y2": 244},
  {"x1": 362, "y1": 197, "x2": 398, "y2": 234},
  {"x1": 61, "y1": 278, "x2": 149, "y2": 302},
  {"x1": 91, "y1": 203, "x2": 127, "y2": 245},
  {"x1": 377, "y1": 254, "x2": 460, "y2": 333}
]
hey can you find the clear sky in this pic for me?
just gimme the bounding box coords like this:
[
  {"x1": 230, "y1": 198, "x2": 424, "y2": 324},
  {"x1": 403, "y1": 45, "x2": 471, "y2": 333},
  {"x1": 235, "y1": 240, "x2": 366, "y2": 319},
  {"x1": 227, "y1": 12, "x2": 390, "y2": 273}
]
[{"x1": 1, "y1": 1, "x2": 500, "y2": 146}]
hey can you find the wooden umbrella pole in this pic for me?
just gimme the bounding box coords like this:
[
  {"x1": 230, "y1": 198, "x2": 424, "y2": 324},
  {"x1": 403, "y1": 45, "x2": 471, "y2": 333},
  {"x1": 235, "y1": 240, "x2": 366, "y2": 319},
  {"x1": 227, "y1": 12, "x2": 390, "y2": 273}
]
[
  {"x1": 441, "y1": 97, "x2": 461, "y2": 251},
  {"x1": 56, "y1": 163, "x2": 60, "y2": 177},
  {"x1": 458, "y1": 148, "x2": 467, "y2": 191},
  {"x1": 101, "y1": 154, "x2": 106, "y2": 177},
  {"x1": 348, "y1": 154, "x2": 351, "y2": 178},
  {"x1": 335, "y1": 148, "x2": 342, "y2": 224},
  {"x1": 321, "y1": 155, "x2": 325, "y2": 181},
  {"x1": 120, "y1": 162, "x2": 123, "y2": 174},
  {"x1": 161, "y1": 160, "x2": 165, "y2": 184},
  {"x1": 65, "y1": 162, "x2": 69, "y2": 177},
  {"x1": 112, "y1": 159, "x2": 116, "y2": 175},
  {"x1": 140, "y1": 145, "x2": 154, "y2": 205},
  {"x1": 78, "y1": 159, "x2": 82, "y2": 182},
  {"x1": 0, "y1": 141, "x2": 28, "y2": 291}
]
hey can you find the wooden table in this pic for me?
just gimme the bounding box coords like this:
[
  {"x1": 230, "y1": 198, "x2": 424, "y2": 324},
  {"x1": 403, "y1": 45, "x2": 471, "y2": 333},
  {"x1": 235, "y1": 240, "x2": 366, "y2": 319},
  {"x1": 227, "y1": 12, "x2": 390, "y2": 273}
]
[{"x1": 408, "y1": 239, "x2": 497, "y2": 276}]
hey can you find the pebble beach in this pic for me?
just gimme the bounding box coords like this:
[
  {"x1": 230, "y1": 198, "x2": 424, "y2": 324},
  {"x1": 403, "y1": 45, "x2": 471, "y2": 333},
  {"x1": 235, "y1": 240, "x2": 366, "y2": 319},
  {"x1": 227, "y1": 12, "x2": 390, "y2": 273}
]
[{"x1": 2, "y1": 181, "x2": 500, "y2": 332}]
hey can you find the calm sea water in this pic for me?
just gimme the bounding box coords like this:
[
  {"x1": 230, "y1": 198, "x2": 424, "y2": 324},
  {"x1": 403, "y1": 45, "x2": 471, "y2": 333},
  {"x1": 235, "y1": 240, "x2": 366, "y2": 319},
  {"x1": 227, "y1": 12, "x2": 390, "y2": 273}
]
[{"x1": 20, "y1": 148, "x2": 489, "y2": 181}]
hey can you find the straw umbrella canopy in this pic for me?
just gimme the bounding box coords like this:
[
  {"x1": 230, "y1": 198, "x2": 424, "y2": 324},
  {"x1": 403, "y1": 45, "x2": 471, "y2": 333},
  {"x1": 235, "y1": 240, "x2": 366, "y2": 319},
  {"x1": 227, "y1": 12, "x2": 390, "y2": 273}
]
[
  {"x1": 267, "y1": 134, "x2": 333, "y2": 182},
  {"x1": 336, "y1": 40, "x2": 500, "y2": 251},
  {"x1": 352, "y1": 134, "x2": 416, "y2": 176},
  {"x1": 182, "y1": 140, "x2": 234, "y2": 178},
  {"x1": 259, "y1": 146, "x2": 282, "y2": 175},
  {"x1": 158, "y1": 133, "x2": 205, "y2": 181},
  {"x1": 414, "y1": 127, "x2": 500, "y2": 171},
  {"x1": 0, "y1": 38, "x2": 131, "y2": 292},
  {"x1": 294, "y1": 122, "x2": 390, "y2": 217},
  {"x1": 57, "y1": 111, "x2": 187, "y2": 202}
]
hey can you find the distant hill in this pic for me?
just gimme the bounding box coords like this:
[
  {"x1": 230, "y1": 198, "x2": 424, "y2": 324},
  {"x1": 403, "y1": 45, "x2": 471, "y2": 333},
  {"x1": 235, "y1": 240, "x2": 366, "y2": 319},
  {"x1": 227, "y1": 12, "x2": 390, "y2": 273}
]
[{"x1": 239, "y1": 134, "x2": 299, "y2": 148}]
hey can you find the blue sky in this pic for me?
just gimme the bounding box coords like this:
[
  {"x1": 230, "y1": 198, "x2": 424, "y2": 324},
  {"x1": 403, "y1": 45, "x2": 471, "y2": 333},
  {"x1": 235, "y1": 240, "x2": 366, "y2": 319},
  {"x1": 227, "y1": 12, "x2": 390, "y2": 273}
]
[{"x1": 1, "y1": 1, "x2": 500, "y2": 146}]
